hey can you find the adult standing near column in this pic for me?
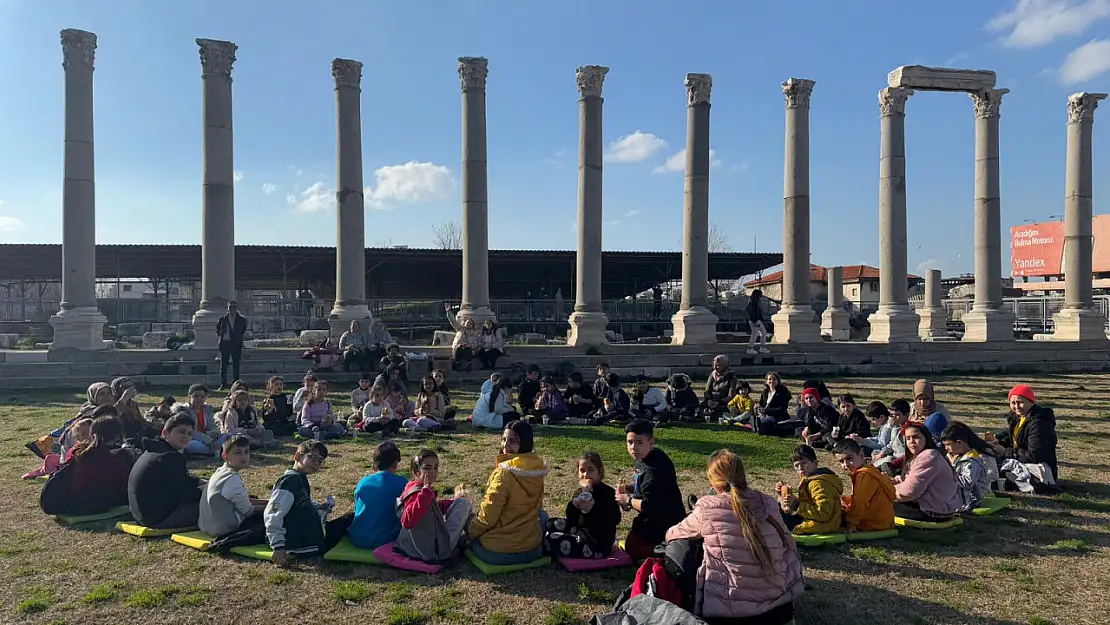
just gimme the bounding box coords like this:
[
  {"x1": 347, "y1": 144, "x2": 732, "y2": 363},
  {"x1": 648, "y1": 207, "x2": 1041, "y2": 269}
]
[
  {"x1": 962, "y1": 88, "x2": 1014, "y2": 342},
  {"x1": 191, "y1": 39, "x2": 238, "y2": 351},
  {"x1": 567, "y1": 65, "x2": 609, "y2": 347},
  {"x1": 215, "y1": 300, "x2": 246, "y2": 390},
  {"x1": 1054, "y1": 92, "x2": 1108, "y2": 340},
  {"x1": 328, "y1": 58, "x2": 372, "y2": 337},
  {"x1": 456, "y1": 57, "x2": 495, "y2": 325},
  {"x1": 868, "y1": 87, "x2": 920, "y2": 343},
  {"x1": 771, "y1": 77, "x2": 822, "y2": 344},
  {"x1": 49, "y1": 29, "x2": 109, "y2": 352},
  {"x1": 671, "y1": 73, "x2": 718, "y2": 345}
]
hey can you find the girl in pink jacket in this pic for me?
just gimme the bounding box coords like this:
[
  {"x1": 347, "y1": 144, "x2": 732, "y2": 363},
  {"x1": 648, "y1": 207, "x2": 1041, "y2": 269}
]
[
  {"x1": 665, "y1": 449, "x2": 804, "y2": 623},
  {"x1": 892, "y1": 422, "x2": 962, "y2": 521}
]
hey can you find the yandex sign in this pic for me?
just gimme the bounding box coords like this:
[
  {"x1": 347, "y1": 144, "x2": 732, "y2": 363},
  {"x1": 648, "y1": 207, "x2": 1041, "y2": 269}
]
[{"x1": 1010, "y1": 215, "x2": 1110, "y2": 277}]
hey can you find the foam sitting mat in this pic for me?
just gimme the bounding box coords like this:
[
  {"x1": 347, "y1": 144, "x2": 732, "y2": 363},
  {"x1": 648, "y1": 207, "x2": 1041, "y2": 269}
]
[
  {"x1": 229, "y1": 544, "x2": 275, "y2": 561},
  {"x1": 54, "y1": 505, "x2": 132, "y2": 526},
  {"x1": 894, "y1": 516, "x2": 965, "y2": 530},
  {"x1": 845, "y1": 528, "x2": 899, "y2": 542},
  {"x1": 322, "y1": 537, "x2": 382, "y2": 565},
  {"x1": 171, "y1": 531, "x2": 217, "y2": 551},
  {"x1": 791, "y1": 533, "x2": 847, "y2": 547},
  {"x1": 971, "y1": 497, "x2": 1012, "y2": 516},
  {"x1": 116, "y1": 521, "x2": 197, "y2": 538},
  {"x1": 372, "y1": 542, "x2": 445, "y2": 574},
  {"x1": 33, "y1": 475, "x2": 49, "y2": 482},
  {"x1": 557, "y1": 546, "x2": 634, "y2": 572},
  {"x1": 464, "y1": 549, "x2": 551, "y2": 575}
]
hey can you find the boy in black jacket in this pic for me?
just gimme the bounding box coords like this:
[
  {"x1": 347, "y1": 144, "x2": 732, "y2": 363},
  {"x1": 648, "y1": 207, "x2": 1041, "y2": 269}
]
[
  {"x1": 518, "y1": 365, "x2": 542, "y2": 416},
  {"x1": 799, "y1": 387, "x2": 840, "y2": 449},
  {"x1": 617, "y1": 419, "x2": 685, "y2": 560},
  {"x1": 562, "y1": 371, "x2": 597, "y2": 423},
  {"x1": 830, "y1": 393, "x2": 871, "y2": 448},
  {"x1": 265, "y1": 441, "x2": 353, "y2": 566},
  {"x1": 127, "y1": 413, "x2": 206, "y2": 528}
]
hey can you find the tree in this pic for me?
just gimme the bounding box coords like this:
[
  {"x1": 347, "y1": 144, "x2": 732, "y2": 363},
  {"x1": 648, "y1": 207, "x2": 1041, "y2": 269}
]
[
  {"x1": 708, "y1": 222, "x2": 732, "y2": 253},
  {"x1": 432, "y1": 220, "x2": 462, "y2": 250}
]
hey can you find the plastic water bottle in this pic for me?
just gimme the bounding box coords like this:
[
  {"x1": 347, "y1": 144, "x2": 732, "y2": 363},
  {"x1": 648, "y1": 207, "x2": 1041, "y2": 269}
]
[{"x1": 313, "y1": 428, "x2": 321, "y2": 442}]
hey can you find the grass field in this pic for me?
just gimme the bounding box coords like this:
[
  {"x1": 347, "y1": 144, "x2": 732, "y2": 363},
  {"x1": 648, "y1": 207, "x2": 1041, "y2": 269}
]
[{"x1": 1, "y1": 373, "x2": 1108, "y2": 625}]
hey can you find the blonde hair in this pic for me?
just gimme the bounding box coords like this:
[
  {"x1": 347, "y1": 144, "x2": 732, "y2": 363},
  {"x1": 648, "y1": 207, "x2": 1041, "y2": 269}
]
[{"x1": 706, "y1": 449, "x2": 775, "y2": 575}]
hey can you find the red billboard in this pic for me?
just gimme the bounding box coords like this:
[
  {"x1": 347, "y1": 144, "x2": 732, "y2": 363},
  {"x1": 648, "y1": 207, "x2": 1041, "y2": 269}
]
[{"x1": 1010, "y1": 215, "x2": 1110, "y2": 277}]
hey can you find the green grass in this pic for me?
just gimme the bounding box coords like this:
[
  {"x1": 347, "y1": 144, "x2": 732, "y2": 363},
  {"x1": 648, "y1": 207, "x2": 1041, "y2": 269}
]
[
  {"x1": 331, "y1": 580, "x2": 375, "y2": 603},
  {"x1": 386, "y1": 605, "x2": 428, "y2": 625},
  {"x1": 16, "y1": 586, "x2": 55, "y2": 614},
  {"x1": 81, "y1": 583, "x2": 122, "y2": 605},
  {"x1": 577, "y1": 582, "x2": 616, "y2": 604},
  {"x1": 849, "y1": 545, "x2": 890, "y2": 564},
  {"x1": 267, "y1": 571, "x2": 296, "y2": 586},
  {"x1": 1047, "y1": 539, "x2": 1089, "y2": 552},
  {"x1": 177, "y1": 590, "x2": 211, "y2": 607},
  {"x1": 545, "y1": 603, "x2": 584, "y2": 625},
  {"x1": 385, "y1": 582, "x2": 416, "y2": 603},
  {"x1": 1029, "y1": 618, "x2": 1054, "y2": 625},
  {"x1": 124, "y1": 589, "x2": 172, "y2": 609},
  {"x1": 486, "y1": 614, "x2": 516, "y2": 625}
]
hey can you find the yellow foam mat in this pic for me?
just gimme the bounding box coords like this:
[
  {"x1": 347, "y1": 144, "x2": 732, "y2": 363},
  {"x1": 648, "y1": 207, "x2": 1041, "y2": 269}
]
[
  {"x1": 792, "y1": 533, "x2": 847, "y2": 547},
  {"x1": 464, "y1": 549, "x2": 550, "y2": 575},
  {"x1": 845, "y1": 528, "x2": 899, "y2": 542},
  {"x1": 894, "y1": 516, "x2": 964, "y2": 530},
  {"x1": 171, "y1": 531, "x2": 217, "y2": 550},
  {"x1": 116, "y1": 521, "x2": 197, "y2": 538},
  {"x1": 323, "y1": 537, "x2": 382, "y2": 564},
  {"x1": 230, "y1": 544, "x2": 274, "y2": 561},
  {"x1": 971, "y1": 497, "x2": 1012, "y2": 516},
  {"x1": 55, "y1": 505, "x2": 132, "y2": 526}
]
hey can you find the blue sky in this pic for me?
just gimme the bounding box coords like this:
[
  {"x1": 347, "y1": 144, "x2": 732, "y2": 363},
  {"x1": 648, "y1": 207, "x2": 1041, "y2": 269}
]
[{"x1": 0, "y1": 0, "x2": 1108, "y2": 279}]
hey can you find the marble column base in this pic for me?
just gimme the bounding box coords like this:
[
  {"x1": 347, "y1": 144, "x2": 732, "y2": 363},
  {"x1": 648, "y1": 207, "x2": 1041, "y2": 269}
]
[
  {"x1": 770, "y1": 306, "x2": 823, "y2": 344},
  {"x1": 328, "y1": 303, "x2": 373, "y2": 338},
  {"x1": 961, "y1": 307, "x2": 1015, "y2": 342},
  {"x1": 670, "y1": 307, "x2": 718, "y2": 345},
  {"x1": 566, "y1": 310, "x2": 609, "y2": 347},
  {"x1": 190, "y1": 307, "x2": 223, "y2": 351},
  {"x1": 48, "y1": 306, "x2": 110, "y2": 351},
  {"x1": 1052, "y1": 308, "x2": 1107, "y2": 341},
  {"x1": 819, "y1": 308, "x2": 850, "y2": 341},
  {"x1": 867, "y1": 306, "x2": 921, "y2": 343},
  {"x1": 917, "y1": 308, "x2": 949, "y2": 341},
  {"x1": 457, "y1": 306, "x2": 497, "y2": 326}
]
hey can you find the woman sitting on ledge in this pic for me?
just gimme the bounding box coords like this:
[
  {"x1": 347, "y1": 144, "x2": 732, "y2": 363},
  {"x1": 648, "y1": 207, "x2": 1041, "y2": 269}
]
[
  {"x1": 364, "y1": 320, "x2": 393, "y2": 367},
  {"x1": 445, "y1": 303, "x2": 477, "y2": 371},
  {"x1": 338, "y1": 320, "x2": 370, "y2": 372},
  {"x1": 476, "y1": 320, "x2": 505, "y2": 370}
]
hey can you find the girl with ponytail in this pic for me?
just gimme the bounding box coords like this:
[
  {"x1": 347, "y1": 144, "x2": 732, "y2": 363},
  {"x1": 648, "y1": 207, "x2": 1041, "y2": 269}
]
[
  {"x1": 665, "y1": 449, "x2": 804, "y2": 623},
  {"x1": 40, "y1": 415, "x2": 135, "y2": 517}
]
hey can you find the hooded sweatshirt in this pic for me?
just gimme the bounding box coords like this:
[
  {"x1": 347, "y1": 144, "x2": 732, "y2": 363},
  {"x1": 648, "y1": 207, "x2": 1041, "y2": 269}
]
[
  {"x1": 792, "y1": 468, "x2": 844, "y2": 535},
  {"x1": 127, "y1": 437, "x2": 202, "y2": 527},
  {"x1": 844, "y1": 465, "x2": 896, "y2": 532},
  {"x1": 895, "y1": 449, "x2": 962, "y2": 518},
  {"x1": 395, "y1": 480, "x2": 457, "y2": 563},
  {"x1": 951, "y1": 451, "x2": 991, "y2": 512},
  {"x1": 469, "y1": 452, "x2": 549, "y2": 553}
]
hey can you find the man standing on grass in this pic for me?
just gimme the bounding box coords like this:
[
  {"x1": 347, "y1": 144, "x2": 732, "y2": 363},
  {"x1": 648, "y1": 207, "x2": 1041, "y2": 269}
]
[{"x1": 216, "y1": 300, "x2": 247, "y2": 390}]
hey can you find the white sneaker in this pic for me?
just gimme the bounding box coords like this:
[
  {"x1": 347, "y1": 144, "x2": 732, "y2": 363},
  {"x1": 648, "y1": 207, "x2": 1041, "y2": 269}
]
[
  {"x1": 746, "y1": 349, "x2": 758, "y2": 355},
  {"x1": 759, "y1": 348, "x2": 771, "y2": 354}
]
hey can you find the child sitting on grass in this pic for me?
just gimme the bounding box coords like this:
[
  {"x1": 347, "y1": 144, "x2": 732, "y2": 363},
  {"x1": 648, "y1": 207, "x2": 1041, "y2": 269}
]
[
  {"x1": 145, "y1": 395, "x2": 175, "y2": 432},
  {"x1": 724, "y1": 381, "x2": 756, "y2": 426},
  {"x1": 665, "y1": 373, "x2": 699, "y2": 422},
  {"x1": 940, "y1": 422, "x2": 998, "y2": 512},
  {"x1": 833, "y1": 439, "x2": 895, "y2": 532},
  {"x1": 261, "y1": 376, "x2": 297, "y2": 437},
  {"x1": 535, "y1": 376, "x2": 569, "y2": 424},
  {"x1": 544, "y1": 450, "x2": 621, "y2": 559},
  {"x1": 291, "y1": 374, "x2": 316, "y2": 416},
  {"x1": 175, "y1": 384, "x2": 218, "y2": 456},
  {"x1": 357, "y1": 385, "x2": 401, "y2": 435},
  {"x1": 60, "y1": 417, "x2": 95, "y2": 459},
  {"x1": 299, "y1": 381, "x2": 347, "y2": 440},
  {"x1": 349, "y1": 442, "x2": 409, "y2": 549},
  {"x1": 350, "y1": 374, "x2": 372, "y2": 421},
  {"x1": 873, "y1": 398, "x2": 911, "y2": 476},
  {"x1": 851, "y1": 401, "x2": 892, "y2": 453},
  {"x1": 777, "y1": 444, "x2": 844, "y2": 535},
  {"x1": 597, "y1": 373, "x2": 632, "y2": 424},
  {"x1": 396, "y1": 449, "x2": 474, "y2": 563},
  {"x1": 384, "y1": 380, "x2": 415, "y2": 425},
  {"x1": 617, "y1": 419, "x2": 686, "y2": 560},
  {"x1": 128, "y1": 413, "x2": 206, "y2": 529},
  {"x1": 892, "y1": 423, "x2": 962, "y2": 522},
  {"x1": 832, "y1": 394, "x2": 871, "y2": 445},
  {"x1": 517, "y1": 365, "x2": 542, "y2": 416},
  {"x1": 218, "y1": 390, "x2": 275, "y2": 450},
  {"x1": 41, "y1": 415, "x2": 134, "y2": 516},
  {"x1": 199, "y1": 434, "x2": 267, "y2": 538},
  {"x1": 406, "y1": 375, "x2": 446, "y2": 432},
  {"x1": 630, "y1": 375, "x2": 667, "y2": 424},
  {"x1": 265, "y1": 440, "x2": 353, "y2": 566},
  {"x1": 562, "y1": 371, "x2": 597, "y2": 423}
]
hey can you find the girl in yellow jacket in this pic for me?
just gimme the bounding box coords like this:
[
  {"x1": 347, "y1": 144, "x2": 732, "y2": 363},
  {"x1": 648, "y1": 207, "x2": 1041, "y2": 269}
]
[
  {"x1": 468, "y1": 420, "x2": 550, "y2": 565},
  {"x1": 776, "y1": 444, "x2": 844, "y2": 535}
]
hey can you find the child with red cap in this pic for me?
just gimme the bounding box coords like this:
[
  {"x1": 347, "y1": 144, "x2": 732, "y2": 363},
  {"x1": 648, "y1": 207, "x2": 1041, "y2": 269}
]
[{"x1": 988, "y1": 384, "x2": 1059, "y2": 489}]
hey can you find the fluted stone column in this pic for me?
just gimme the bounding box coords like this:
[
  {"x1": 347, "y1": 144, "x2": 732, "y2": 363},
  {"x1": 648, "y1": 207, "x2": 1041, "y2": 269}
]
[
  {"x1": 457, "y1": 57, "x2": 494, "y2": 324},
  {"x1": 918, "y1": 269, "x2": 948, "y2": 340},
  {"x1": 671, "y1": 73, "x2": 718, "y2": 345},
  {"x1": 49, "y1": 29, "x2": 108, "y2": 351},
  {"x1": 328, "y1": 58, "x2": 372, "y2": 336},
  {"x1": 868, "y1": 87, "x2": 920, "y2": 342},
  {"x1": 771, "y1": 78, "x2": 822, "y2": 344},
  {"x1": 962, "y1": 89, "x2": 1014, "y2": 342},
  {"x1": 1054, "y1": 92, "x2": 1108, "y2": 340},
  {"x1": 820, "y1": 266, "x2": 849, "y2": 340},
  {"x1": 567, "y1": 65, "x2": 609, "y2": 347},
  {"x1": 191, "y1": 39, "x2": 237, "y2": 350}
]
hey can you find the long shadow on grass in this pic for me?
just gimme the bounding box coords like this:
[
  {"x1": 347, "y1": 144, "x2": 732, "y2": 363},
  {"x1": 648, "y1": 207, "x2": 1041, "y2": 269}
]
[{"x1": 795, "y1": 577, "x2": 1023, "y2": 625}]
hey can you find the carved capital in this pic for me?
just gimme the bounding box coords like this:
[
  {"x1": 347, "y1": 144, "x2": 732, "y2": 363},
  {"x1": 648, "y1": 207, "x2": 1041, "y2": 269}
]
[
  {"x1": 332, "y1": 58, "x2": 363, "y2": 89},
  {"x1": 685, "y1": 73, "x2": 712, "y2": 106},
  {"x1": 782, "y1": 77, "x2": 816, "y2": 109},
  {"x1": 970, "y1": 88, "x2": 1009, "y2": 119},
  {"x1": 576, "y1": 65, "x2": 608, "y2": 99},
  {"x1": 196, "y1": 38, "x2": 237, "y2": 80},
  {"x1": 1068, "y1": 92, "x2": 1109, "y2": 124},
  {"x1": 458, "y1": 57, "x2": 488, "y2": 92},
  {"x1": 60, "y1": 29, "x2": 96, "y2": 71},
  {"x1": 878, "y1": 87, "x2": 913, "y2": 116}
]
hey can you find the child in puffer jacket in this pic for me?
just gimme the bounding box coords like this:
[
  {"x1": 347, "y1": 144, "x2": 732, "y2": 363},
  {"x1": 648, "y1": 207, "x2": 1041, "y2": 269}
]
[
  {"x1": 395, "y1": 449, "x2": 473, "y2": 563},
  {"x1": 940, "y1": 422, "x2": 999, "y2": 512},
  {"x1": 777, "y1": 444, "x2": 844, "y2": 535}
]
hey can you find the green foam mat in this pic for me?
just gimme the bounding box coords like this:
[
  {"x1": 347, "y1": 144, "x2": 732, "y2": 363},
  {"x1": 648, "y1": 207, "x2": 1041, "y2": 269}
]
[
  {"x1": 230, "y1": 544, "x2": 275, "y2": 561},
  {"x1": 323, "y1": 537, "x2": 382, "y2": 564},
  {"x1": 895, "y1": 516, "x2": 965, "y2": 530},
  {"x1": 845, "y1": 528, "x2": 899, "y2": 542},
  {"x1": 792, "y1": 533, "x2": 847, "y2": 547},
  {"x1": 55, "y1": 505, "x2": 132, "y2": 526},
  {"x1": 971, "y1": 497, "x2": 1012, "y2": 516},
  {"x1": 464, "y1": 549, "x2": 550, "y2": 575}
]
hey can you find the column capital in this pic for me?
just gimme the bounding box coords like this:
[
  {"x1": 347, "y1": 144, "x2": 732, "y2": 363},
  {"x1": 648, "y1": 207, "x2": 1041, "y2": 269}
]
[
  {"x1": 197, "y1": 38, "x2": 237, "y2": 80},
  {"x1": 782, "y1": 77, "x2": 815, "y2": 109},
  {"x1": 685, "y1": 73, "x2": 712, "y2": 106},
  {"x1": 575, "y1": 65, "x2": 609, "y2": 99},
  {"x1": 878, "y1": 87, "x2": 913, "y2": 117},
  {"x1": 332, "y1": 58, "x2": 363, "y2": 89},
  {"x1": 970, "y1": 88, "x2": 1009, "y2": 119},
  {"x1": 458, "y1": 57, "x2": 488, "y2": 92},
  {"x1": 60, "y1": 29, "x2": 96, "y2": 71},
  {"x1": 1068, "y1": 92, "x2": 1109, "y2": 124}
]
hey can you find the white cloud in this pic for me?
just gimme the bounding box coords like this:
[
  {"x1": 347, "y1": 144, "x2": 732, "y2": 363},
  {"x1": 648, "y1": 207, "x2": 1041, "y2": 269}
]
[
  {"x1": 365, "y1": 161, "x2": 454, "y2": 209},
  {"x1": 988, "y1": 0, "x2": 1110, "y2": 47},
  {"x1": 286, "y1": 181, "x2": 332, "y2": 213},
  {"x1": 546, "y1": 149, "x2": 568, "y2": 165},
  {"x1": 625, "y1": 210, "x2": 641, "y2": 218},
  {"x1": 605, "y1": 131, "x2": 667, "y2": 163},
  {"x1": 261, "y1": 183, "x2": 277, "y2": 195},
  {"x1": 233, "y1": 171, "x2": 244, "y2": 184},
  {"x1": 1060, "y1": 38, "x2": 1110, "y2": 83},
  {"x1": 653, "y1": 149, "x2": 721, "y2": 174},
  {"x1": 0, "y1": 215, "x2": 25, "y2": 234}
]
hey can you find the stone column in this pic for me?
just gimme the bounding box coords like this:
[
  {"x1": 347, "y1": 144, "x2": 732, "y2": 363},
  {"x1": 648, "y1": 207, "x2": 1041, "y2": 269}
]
[
  {"x1": 567, "y1": 65, "x2": 609, "y2": 347},
  {"x1": 327, "y1": 58, "x2": 372, "y2": 336},
  {"x1": 771, "y1": 78, "x2": 822, "y2": 343},
  {"x1": 1054, "y1": 92, "x2": 1108, "y2": 340},
  {"x1": 191, "y1": 39, "x2": 238, "y2": 350},
  {"x1": 820, "y1": 266, "x2": 849, "y2": 340},
  {"x1": 49, "y1": 29, "x2": 109, "y2": 351},
  {"x1": 918, "y1": 269, "x2": 948, "y2": 340},
  {"x1": 457, "y1": 57, "x2": 494, "y2": 324},
  {"x1": 962, "y1": 89, "x2": 1014, "y2": 342},
  {"x1": 868, "y1": 87, "x2": 920, "y2": 342},
  {"x1": 671, "y1": 73, "x2": 718, "y2": 345}
]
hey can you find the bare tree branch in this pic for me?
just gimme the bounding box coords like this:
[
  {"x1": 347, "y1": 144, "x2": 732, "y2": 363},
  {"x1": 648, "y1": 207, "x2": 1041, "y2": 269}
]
[
  {"x1": 431, "y1": 220, "x2": 463, "y2": 250},
  {"x1": 708, "y1": 222, "x2": 732, "y2": 253}
]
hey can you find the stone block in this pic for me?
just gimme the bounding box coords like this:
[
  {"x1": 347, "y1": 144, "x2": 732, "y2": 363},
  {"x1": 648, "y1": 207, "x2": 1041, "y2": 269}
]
[
  {"x1": 770, "y1": 307, "x2": 823, "y2": 344},
  {"x1": 298, "y1": 330, "x2": 331, "y2": 346},
  {"x1": 142, "y1": 331, "x2": 177, "y2": 349},
  {"x1": 670, "y1": 308, "x2": 719, "y2": 346},
  {"x1": 887, "y1": 66, "x2": 996, "y2": 92},
  {"x1": 431, "y1": 331, "x2": 456, "y2": 347},
  {"x1": 151, "y1": 323, "x2": 185, "y2": 334},
  {"x1": 0, "y1": 333, "x2": 19, "y2": 349}
]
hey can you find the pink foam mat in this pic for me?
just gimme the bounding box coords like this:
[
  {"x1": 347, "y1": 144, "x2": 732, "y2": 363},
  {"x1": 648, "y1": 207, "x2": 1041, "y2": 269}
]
[
  {"x1": 557, "y1": 546, "x2": 633, "y2": 572},
  {"x1": 372, "y1": 542, "x2": 445, "y2": 574}
]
